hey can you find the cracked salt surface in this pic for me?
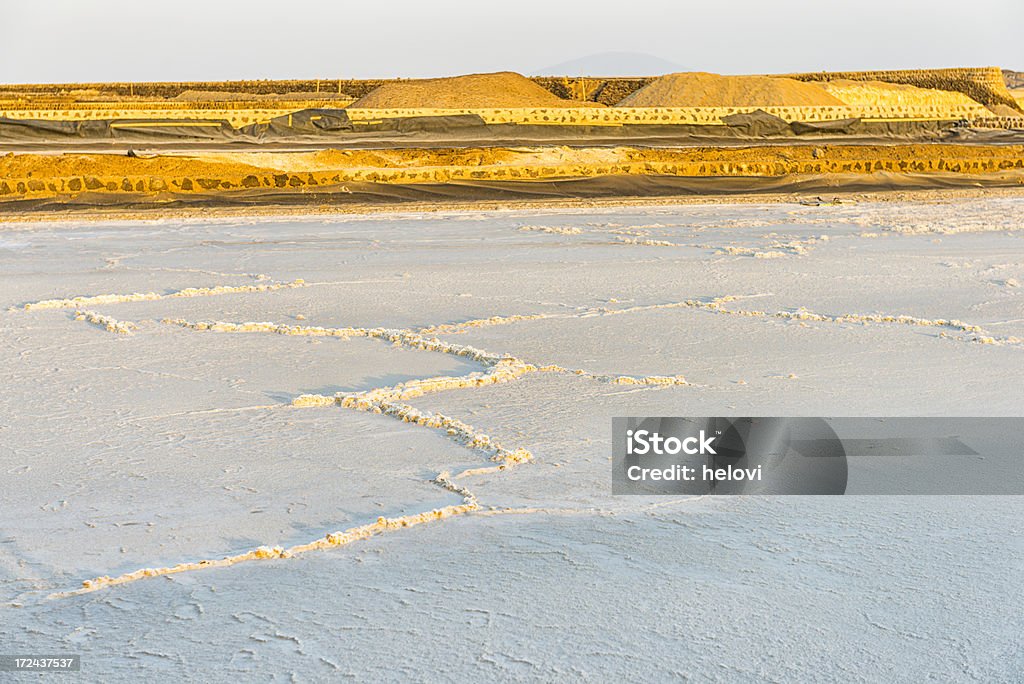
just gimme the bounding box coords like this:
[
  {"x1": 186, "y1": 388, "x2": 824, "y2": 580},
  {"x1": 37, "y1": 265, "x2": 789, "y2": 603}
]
[
  {"x1": 2, "y1": 197, "x2": 1023, "y2": 680},
  {"x1": 36, "y1": 302, "x2": 689, "y2": 594}
]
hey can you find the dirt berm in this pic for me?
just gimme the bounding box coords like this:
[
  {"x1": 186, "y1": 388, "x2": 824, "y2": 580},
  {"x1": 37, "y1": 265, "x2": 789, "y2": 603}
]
[
  {"x1": 617, "y1": 73, "x2": 844, "y2": 107},
  {"x1": 350, "y1": 72, "x2": 600, "y2": 108},
  {"x1": 2, "y1": 145, "x2": 1022, "y2": 207}
]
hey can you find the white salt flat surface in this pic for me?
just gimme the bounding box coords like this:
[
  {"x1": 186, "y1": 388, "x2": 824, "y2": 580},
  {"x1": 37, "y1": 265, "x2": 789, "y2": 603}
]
[{"x1": 1, "y1": 197, "x2": 1022, "y2": 681}]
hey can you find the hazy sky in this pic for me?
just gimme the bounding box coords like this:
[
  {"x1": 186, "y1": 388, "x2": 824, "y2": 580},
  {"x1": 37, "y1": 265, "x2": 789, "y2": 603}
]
[{"x1": 2, "y1": 0, "x2": 1020, "y2": 83}]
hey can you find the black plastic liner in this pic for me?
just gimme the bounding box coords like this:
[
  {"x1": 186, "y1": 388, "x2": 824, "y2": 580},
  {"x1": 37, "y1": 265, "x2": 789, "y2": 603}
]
[
  {"x1": 1, "y1": 109, "x2": 995, "y2": 151},
  {"x1": 7, "y1": 171, "x2": 1023, "y2": 214}
]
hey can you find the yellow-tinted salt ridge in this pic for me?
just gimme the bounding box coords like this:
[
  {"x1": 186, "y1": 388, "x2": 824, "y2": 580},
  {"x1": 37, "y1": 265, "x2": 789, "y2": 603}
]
[
  {"x1": 411, "y1": 291, "x2": 1024, "y2": 348},
  {"x1": 155, "y1": 316, "x2": 680, "y2": 472},
  {"x1": 74, "y1": 309, "x2": 136, "y2": 335},
  {"x1": 50, "y1": 490, "x2": 480, "y2": 599},
  {"x1": 54, "y1": 464, "x2": 496, "y2": 599},
  {"x1": 517, "y1": 225, "x2": 584, "y2": 235},
  {"x1": 615, "y1": 236, "x2": 677, "y2": 246},
  {"x1": 19, "y1": 280, "x2": 307, "y2": 311},
  {"x1": 160, "y1": 318, "x2": 508, "y2": 364},
  {"x1": 41, "y1": 276, "x2": 1024, "y2": 352},
  {"x1": 33, "y1": 278, "x2": 1021, "y2": 598},
  {"x1": 587, "y1": 295, "x2": 1024, "y2": 347},
  {"x1": 419, "y1": 313, "x2": 556, "y2": 335},
  {"x1": 711, "y1": 235, "x2": 830, "y2": 258}
]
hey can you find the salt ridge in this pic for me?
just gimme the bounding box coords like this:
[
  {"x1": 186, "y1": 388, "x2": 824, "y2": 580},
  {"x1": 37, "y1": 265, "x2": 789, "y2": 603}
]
[{"x1": 36, "y1": 279, "x2": 1020, "y2": 597}]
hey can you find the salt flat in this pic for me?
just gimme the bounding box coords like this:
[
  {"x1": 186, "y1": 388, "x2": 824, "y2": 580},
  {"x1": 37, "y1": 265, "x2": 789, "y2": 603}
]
[{"x1": 1, "y1": 197, "x2": 1022, "y2": 681}]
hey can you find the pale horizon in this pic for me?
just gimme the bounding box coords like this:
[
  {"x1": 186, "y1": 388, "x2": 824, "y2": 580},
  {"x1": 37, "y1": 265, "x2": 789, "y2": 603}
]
[{"x1": 2, "y1": 0, "x2": 1021, "y2": 84}]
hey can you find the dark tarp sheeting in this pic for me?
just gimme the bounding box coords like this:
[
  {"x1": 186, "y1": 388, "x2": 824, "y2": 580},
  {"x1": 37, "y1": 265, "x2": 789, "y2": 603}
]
[
  {"x1": 248, "y1": 108, "x2": 353, "y2": 136},
  {"x1": 0, "y1": 117, "x2": 239, "y2": 141},
  {"x1": 789, "y1": 118, "x2": 865, "y2": 135},
  {"x1": 0, "y1": 110, "x2": 994, "y2": 151},
  {"x1": 7, "y1": 171, "x2": 1024, "y2": 214},
  {"x1": 720, "y1": 110, "x2": 793, "y2": 137}
]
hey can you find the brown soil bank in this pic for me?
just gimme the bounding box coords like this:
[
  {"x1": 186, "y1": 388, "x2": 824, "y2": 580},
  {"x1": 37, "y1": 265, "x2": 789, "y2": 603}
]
[
  {"x1": 2, "y1": 145, "x2": 1022, "y2": 204},
  {"x1": 818, "y1": 80, "x2": 981, "y2": 108},
  {"x1": 788, "y1": 67, "x2": 1021, "y2": 112},
  {"x1": 350, "y1": 72, "x2": 594, "y2": 109},
  {"x1": 617, "y1": 72, "x2": 844, "y2": 107}
]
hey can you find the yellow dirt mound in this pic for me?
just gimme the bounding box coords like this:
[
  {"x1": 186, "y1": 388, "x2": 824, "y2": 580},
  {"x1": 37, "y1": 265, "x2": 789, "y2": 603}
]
[
  {"x1": 988, "y1": 104, "x2": 1022, "y2": 117},
  {"x1": 820, "y1": 79, "x2": 981, "y2": 108},
  {"x1": 349, "y1": 72, "x2": 591, "y2": 109},
  {"x1": 617, "y1": 72, "x2": 844, "y2": 107}
]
